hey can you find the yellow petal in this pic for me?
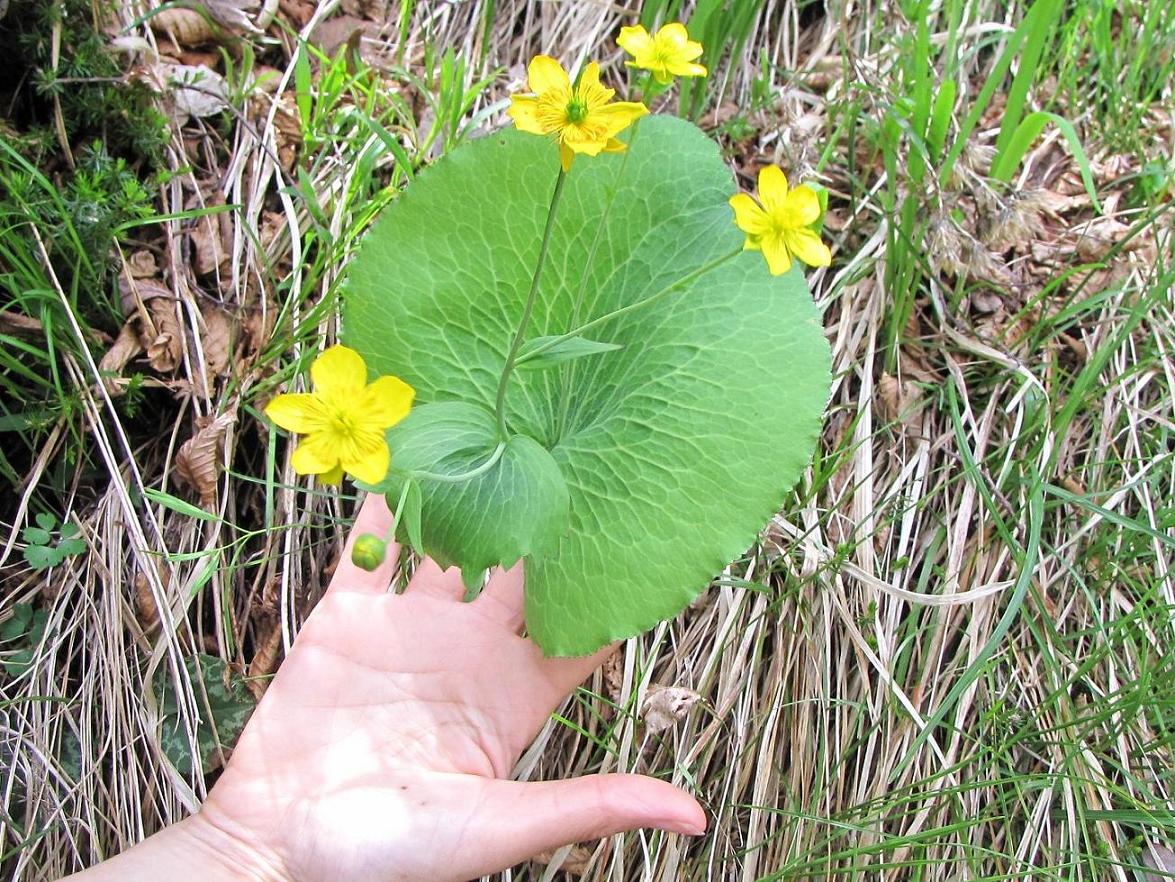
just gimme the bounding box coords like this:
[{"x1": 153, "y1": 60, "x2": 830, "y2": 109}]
[
  {"x1": 291, "y1": 432, "x2": 340, "y2": 476},
  {"x1": 265, "y1": 393, "x2": 328, "y2": 434},
  {"x1": 757, "y1": 166, "x2": 789, "y2": 214},
  {"x1": 617, "y1": 24, "x2": 653, "y2": 57},
  {"x1": 311, "y1": 345, "x2": 368, "y2": 397},
  {"x1": 657, "y1": 22, "x2": 691, "y2": 46},
  {"x1": 559, "y1": 142, "x2": 575, "y2": 171},
  {"x1": 602, "y1": 137, "x2": 628, "y2": 154},
  {"x1": 319, "y1": 463, "x2": 344, "y2": 485},
  {"x1": 577, "y1": 61, "x2": 603, "y2": 92},
  {"x1": 729, "y1": 193, "x2": 770, "y2": 236},
  {"x1": 361, "y1": 375, "x2": 414, "y2": 429},
  {"x1": 342, "y1": 438, "x2": 391, "y2": 485},
  {"x1": 653, "y1": 69, "x2": 674, "y2": 85},
  {"x1": 528, "y1": 55, "x2": 570, "y2": 96},
  {"x1": 507, "y1": 96, "x2": 545, "y2": 134},
  {"x1": 669, "y1": 59, "x2": 707, "y2": 77},
  {"x1": 760, "y1": 235, "x2": 793, "y2": 275},
  {"x1": 784, "y1": 227, "x2": 832, "y2": 267},
  {"x1": 595, "y1": 101, "x2": 648, "y2": 138},
  {"x1": 785, "y1": 184, "x2": 822, "y2": 227}
]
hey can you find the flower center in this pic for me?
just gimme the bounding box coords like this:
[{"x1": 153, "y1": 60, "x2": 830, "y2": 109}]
[{"x1": 565, "y1": 97, "x2": 590, "y2": 123}]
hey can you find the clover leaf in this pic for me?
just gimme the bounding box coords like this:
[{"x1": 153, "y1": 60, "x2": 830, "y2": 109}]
[{"x1": 344, "y1": 116, "x2": 830, "y2": 655}]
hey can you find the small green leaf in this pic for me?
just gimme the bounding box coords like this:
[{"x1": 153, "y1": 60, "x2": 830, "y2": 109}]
[
  {"x1": 0, "y1": 603, "x2": 33, "y2": 641},
  {"x1": 143, "y1": 488, "x2": 221, "y2": 522},
  {"x1": 58, "y1": 538, "x2": 87, "y2": 557},
  {"x1": 400, "y1": 479, "x2": 424, "y2": 553},
  {"x1": 382, "y1": 402, "x2": 569, "y2": 575},
  {"x1": 22, "y1": 527, "x2": 52, "y2": 546},
  {"x1": 34, "y1": 512, "x2": 56, "y2": 532},
  {"x1": 517, "y1": 336, "x2": 623, "y2": 370},
  {"x1": 23, "y1": 544, "x2": 62, "y2": 571},
  {"x1": 59, "y1": 522, "x2": 81, "y2": 539}
]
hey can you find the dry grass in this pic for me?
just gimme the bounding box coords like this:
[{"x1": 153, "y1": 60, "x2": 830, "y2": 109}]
[{"x1": 2, "y1": 0, "x2": 1174, "y2": 880}]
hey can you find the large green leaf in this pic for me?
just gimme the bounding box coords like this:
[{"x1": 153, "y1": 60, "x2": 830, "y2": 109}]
[{"x1": 344, "y1": 115, "x2": 830, "y2": 655}]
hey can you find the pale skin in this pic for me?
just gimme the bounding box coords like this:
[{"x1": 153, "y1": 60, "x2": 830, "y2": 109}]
[{"x1": 64, "y1": 494, "x2": 706, "y2": 882}]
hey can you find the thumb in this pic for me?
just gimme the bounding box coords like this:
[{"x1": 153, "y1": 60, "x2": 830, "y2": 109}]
[{"x1": 476, "y1": 773, "x2": 706, "y2": 869}]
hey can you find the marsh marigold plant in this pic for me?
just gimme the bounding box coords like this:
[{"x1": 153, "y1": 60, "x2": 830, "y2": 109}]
[
  {"x1": 617, "y1": 23, "x2": 707, "y2": 84},
  {"x1": 265, "y1": 345, "x2": 414, "y2": 485},
  {"x1": 729, "y1": 166, "x2": 832, "y2": 275},
  {"x1": 507, "y1": 55, "x2": 647, "y2": 171}
]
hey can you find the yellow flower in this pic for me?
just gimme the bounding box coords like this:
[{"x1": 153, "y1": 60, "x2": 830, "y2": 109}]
[
  {"x1": 729, "y1": 166, "x2": 832, "y2": 275},
  {"x1": 507, "y1": 55, "x2": 648, "y2": 172},
  {"x1": 264, "y1": 345, "x2": 414, "y2": 485},
  {"x1": 617, "y1": 23, "x2": 707, "y2": 84}
]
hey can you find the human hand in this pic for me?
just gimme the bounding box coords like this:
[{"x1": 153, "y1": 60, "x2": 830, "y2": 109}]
[{"x1": 186, "y1": 493, "x2": 705, "y2": 882}]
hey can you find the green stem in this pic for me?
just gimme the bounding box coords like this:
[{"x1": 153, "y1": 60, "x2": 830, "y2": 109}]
[
  {"x1": 383, "y1": 480, "x2": 412, "y2": 541},
  {"x1": 494, "y1": 169, "x2": 568, "y2": 438},
  {"x1": 408, "y1": 441, "x2": 506, "y2": 484},
  {"x1": 518, "y1": 246, "x2": 742, "y2": 366}
]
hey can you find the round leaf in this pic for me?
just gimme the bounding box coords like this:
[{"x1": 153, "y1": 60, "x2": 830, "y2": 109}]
[{"x1": 344, "y1": 116, "x2": 830, "y2": 655}]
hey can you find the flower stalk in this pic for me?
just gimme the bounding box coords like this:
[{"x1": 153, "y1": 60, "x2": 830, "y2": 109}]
[{"x1": 494, "y1": 168, "x2": 568, "y2": 438}]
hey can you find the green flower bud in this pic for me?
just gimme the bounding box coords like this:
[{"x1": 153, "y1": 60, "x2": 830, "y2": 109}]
[{"x1": 351, "y1": 533, "x2": 388, "y2": 572}]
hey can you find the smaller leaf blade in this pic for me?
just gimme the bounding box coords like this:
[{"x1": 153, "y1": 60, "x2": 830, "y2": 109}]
[{"x1": 517, "y1": 335, "x2": 622, "y2": 370}]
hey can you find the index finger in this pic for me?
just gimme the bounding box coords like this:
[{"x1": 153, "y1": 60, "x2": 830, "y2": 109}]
[{"x1": 329, "y1": 492, "x2": 401, "y2": 595}]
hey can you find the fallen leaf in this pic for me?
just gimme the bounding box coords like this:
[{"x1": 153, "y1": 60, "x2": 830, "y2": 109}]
[
  {"x1": 189, "y1": 192, "x2": 231, "y2": 276},
  {"x1": 641, "y1": 685, "x2": 701, "y2": 735},
  {"x1": 272, "y1": 94, "x2": 302, "y2": 172},
  {"x1": 158, "y1": 63, "x2": 230, "y2": 121},
  {"x1": 175, "y1": 411, "x2": 236, "y2": 507},
  {"x1": 532, "y1": 845, "x2": 593, "y2": 877},
  {"x1": 145, "y1": 297, "x2": 184, "y2": 372},
  {"x1": 246, "y1": 615, "x2": 284, "y2": 699},
  {"x1": 1142, "y1": 843, "x2": 1175, "y2": 882},
  {"x1": 97, "y1": 322, "x2": 143, "y2": 395},
  {"x1": 150, "y1": 7, "x2": 217, "y2": 47},
  {"x1": 200, "y1": 304, "x2": 235, "y2": 380},
  {"x1": 127, "y1": 250, "x2": 158, "y2": 278},
  {"x1": 0, "y1": 310, "x2": 44, "y2": 336}
]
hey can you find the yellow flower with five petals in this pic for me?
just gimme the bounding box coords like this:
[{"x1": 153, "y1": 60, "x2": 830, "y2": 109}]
[
  {"x1": 265, "y1": 345, "x2": 414, "y2": 485},
  {"x1": 507, "y1": 55, "x2": 648, "y2": 172},
  {"x1": 729, "y1": 166, "x2": 832, "y2": 276},
  {"x1": 617, "y1": 23, "x2": 707, "y2": 84}
]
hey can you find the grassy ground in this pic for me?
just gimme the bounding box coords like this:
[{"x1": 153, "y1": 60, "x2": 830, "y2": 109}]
[{"x1": 2, "y1": 0, "x2": 1174, "y2": 879}]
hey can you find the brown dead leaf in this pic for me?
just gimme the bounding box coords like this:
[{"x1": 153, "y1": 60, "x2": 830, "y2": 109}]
[
  {"x1": 145, "y1": 297, "x2": 184, "y2": 372},
  {"x1": 200, "y1": 304, "x2": 235, "y2": 380},
  {"x1": 189, "y1": 192, "x2": 231, "y2": 276},
  {"x1": 127, "y1": 250, "x2": 158, "y2": 278},
  {"x1": 97, "y1": 322, "x2": 144, "y2": 396},
  {"x1": 641, "y1": 685, "x2": 701, "y2": 735},
  {"x1": 341, "y1": 0, "x2": 389, "y2": 18},
  {"x1": 1141, "y1": 844, "x2": 1175, "y2": 882},
  {"x1": 272, "y1": 94, "x2": 301, "y2": 172},
  {"x1": 1073, "y1": 218, "x2": 1131, "y2": 261},
  {"x1": 531, "y1": 845, "x2": 593, "y2": 877},
  {"x1": 0, "y1": 310, "x2": 44, "y2": 336},
  {"x1": 877, "y1": 372, "x2": 922, "y2": 430},
  {"x1": 175, "y1": 411, "x2": 236, "y2": 507},
  {"x1": 150, "y1": 8, "x2": 217, "y2": 46},
  {"x1": 247, "y1": 615, "x2": 284, "y2": 700},
  {"x1": 598, "y1": 651, "x2": 624, "y2": 721}
]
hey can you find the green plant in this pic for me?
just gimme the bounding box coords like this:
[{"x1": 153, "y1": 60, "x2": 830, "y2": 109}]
[
  {"x1": 21, "y1": 512, "x2": 86, "y2": 571},
  {"x1": 0, "y1": 602, "x2": 49, "y2": 677},
  {"x1": 342, "y1": 114, "x2": 830, "y2": 655}
]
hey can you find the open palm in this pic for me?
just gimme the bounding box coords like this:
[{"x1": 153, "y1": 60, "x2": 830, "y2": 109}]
[{"x1": 198, "y1": 495, "x2": 705, "y2": 882}]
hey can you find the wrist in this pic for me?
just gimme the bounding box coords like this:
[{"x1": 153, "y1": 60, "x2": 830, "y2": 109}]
[{"x1": 62, "y1": 815, "x2": 289, "y2": 882}]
